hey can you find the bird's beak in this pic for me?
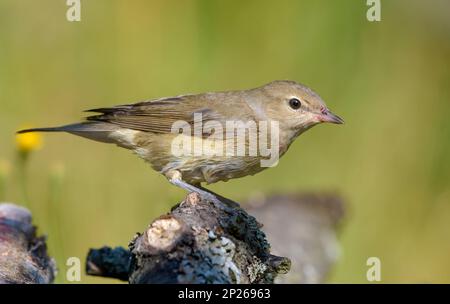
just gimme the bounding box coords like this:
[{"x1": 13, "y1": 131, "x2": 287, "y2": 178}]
[{"x1": 318, "y1": 108, "x2": 344, "y2": 124}]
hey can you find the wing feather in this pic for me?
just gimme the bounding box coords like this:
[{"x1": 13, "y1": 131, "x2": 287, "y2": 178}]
[{"x1": 85, "y1": 95, "x2": 222, "y2": 134}]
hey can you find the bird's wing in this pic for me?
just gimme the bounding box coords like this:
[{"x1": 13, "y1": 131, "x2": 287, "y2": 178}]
[{"x1": 85, "y1": 94, "x2": 252, "y2": 135}]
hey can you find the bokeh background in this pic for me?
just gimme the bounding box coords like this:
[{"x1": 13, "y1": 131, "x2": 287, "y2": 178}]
[{"x1": 1, "y1": 0, "x2": 449, "y2": 283}]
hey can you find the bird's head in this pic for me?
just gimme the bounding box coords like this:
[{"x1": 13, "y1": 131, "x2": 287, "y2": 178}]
[{"x1": 254, "y1": 80, "x2": 344, "y2": 137}]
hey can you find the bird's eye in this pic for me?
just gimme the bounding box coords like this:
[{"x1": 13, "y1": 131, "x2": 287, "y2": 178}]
[{"x1": 288, "y1": 98, "x2": 301, "y2": 110}]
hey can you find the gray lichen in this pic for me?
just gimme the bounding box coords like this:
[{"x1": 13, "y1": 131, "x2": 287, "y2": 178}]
[{"x1": 126, "y1": 192, "x2": 290, "y2": 283}]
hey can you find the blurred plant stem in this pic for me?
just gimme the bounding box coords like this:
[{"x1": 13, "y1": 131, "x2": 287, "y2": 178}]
[
  {"x1": 0, "y1": 159, "x2": 10, "y2": 201},
  {"x1": 15, "y1": 128, "x2": 42, "y2": 208},
  {"x1": 47, "y1": 162, "x2": 66, "y2": 283},
  {"x1": 16, "y1": 151, "x2": 30, "y2": 208},
  {"x1": 0, "y1": 174, "x2": 4, "y2": 201}
]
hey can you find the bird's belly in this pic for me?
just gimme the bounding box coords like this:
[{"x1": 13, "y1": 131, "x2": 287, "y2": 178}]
[
  {"x1": 130, "y1": 132, "x2": 270, "y2": 184},
  {"x1": 166, "y1": 156, "x2": 266, "y2": 184}
]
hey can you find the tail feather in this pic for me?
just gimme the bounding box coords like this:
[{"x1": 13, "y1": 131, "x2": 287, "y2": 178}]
[
  {"x1": 17, "y1": 127, "x2": 65, "y2": 134},
  {"x1": 17, "y1": 122, "x2": 121, "y2": 144}
]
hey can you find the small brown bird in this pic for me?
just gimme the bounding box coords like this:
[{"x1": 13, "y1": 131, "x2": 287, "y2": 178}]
[{"x1": 18, "y1": 80, "x2": 343, "y2": 209}]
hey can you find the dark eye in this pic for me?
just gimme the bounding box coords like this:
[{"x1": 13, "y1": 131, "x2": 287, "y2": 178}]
[{"x1": 289, "y1": 98, "x2": 301, "y2": 110}]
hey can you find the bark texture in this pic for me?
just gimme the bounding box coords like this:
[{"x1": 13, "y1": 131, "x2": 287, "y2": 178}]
[
  {"x1": 0, "y1": 203, "x2": 56, "y2": 284},
  {"x1": 87, "y1": 192, "x2": 290, "y2": 283}
]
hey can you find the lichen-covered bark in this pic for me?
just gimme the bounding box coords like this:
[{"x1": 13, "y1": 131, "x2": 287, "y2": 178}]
[
  {"x1": 87, "y1": 192, "x2": 290, "y2": 283},
  {"x1": 0, "y1": 203, "x2": 56, "y2": 284},
  {"x1": 86, "y1": 246, "x2": 130, "y2": 281}
]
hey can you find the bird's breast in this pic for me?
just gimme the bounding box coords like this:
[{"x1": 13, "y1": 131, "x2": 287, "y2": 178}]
[{"x1": 121, "y1": 129, "x2": 290, "y2": 184}]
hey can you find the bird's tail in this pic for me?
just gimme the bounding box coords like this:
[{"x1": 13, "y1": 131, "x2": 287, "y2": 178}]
[
  {"x1": 17, "y1": 122, "x2": 120, "y2": 144},
  {"x1": 17, "y1": 127, "x2": 66, "y2": 134}
]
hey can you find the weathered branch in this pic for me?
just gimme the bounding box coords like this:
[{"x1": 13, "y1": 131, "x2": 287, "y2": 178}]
[
  {"x1": 86, "y1": 246, "x2": 130, "y2": 281},
  {"x1": 0, "y1": 193, "x2": 343, "y2": 284},
  {"x1": 87, "y1": 192, "x2": 290, "y2": 283},
  {"x1": 86, "y1": 192, "x2": 344, "y2": 284},
  {"x1": 0, "y1": 203, "x2": 56, "y2": 284}
]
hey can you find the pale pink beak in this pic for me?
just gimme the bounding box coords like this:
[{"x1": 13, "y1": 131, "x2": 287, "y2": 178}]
[{"x1": 318, "y1": 107, "x2": 344, "y2": 124}]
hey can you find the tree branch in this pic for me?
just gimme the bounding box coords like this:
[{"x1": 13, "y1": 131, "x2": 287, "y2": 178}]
[
  {"x1": 87, "y1": 192, "x2": 290, "y2": 283},
  {"x1": 0, "y1": 203, "x2": 56, "y2": 284}
]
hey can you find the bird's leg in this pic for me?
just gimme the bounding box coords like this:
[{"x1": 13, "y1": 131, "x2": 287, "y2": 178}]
[{"x1": 165, "y1": 170, "x2": 235, "y2": 212}]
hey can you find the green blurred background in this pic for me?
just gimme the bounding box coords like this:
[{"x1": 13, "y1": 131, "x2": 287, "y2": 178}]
[{"x1": 1, "y1": 0, "x2": 449, "y2": 283}]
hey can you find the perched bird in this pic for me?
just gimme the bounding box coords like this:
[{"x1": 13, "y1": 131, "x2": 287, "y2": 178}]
[{"x1": 18, "y1": 80, "x2": 343, "y2": 209}]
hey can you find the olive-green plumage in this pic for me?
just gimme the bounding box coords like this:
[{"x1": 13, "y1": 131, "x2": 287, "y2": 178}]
[{"x1": 18, "y1": 80, "x2": 343, "y2": 205}]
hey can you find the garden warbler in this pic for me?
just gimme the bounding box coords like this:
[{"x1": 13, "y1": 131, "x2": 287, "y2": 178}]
[{"x1": 18, "y1": 80, "x2": 343, "y2": 209}]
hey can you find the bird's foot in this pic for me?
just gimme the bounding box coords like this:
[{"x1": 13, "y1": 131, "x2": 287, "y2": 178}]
[{"x1": 167, "y1": 171, "x2": 235, "y2": 213}]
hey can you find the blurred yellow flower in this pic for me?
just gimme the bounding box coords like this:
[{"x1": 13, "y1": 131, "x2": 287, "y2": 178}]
[{"x1": 16, "y1": 128, "x2": 43, "y2": 153}]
